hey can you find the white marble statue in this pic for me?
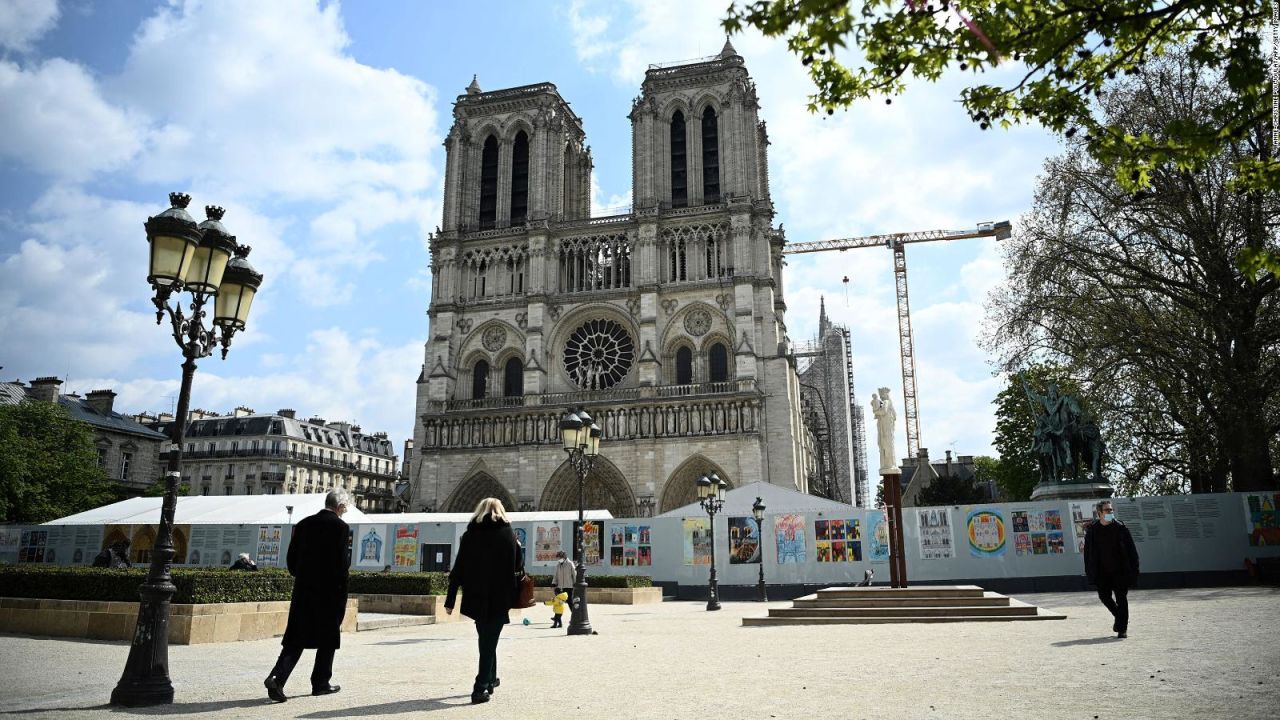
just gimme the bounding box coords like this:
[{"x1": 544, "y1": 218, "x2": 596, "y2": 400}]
[{"x1": 871, "y1": 387, "x2": 899, "y2": 473}]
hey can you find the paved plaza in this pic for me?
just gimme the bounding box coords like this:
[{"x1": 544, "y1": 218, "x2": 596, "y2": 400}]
[{"x1": 0, "y1": 587, "x2": 1275, "y2": 719}]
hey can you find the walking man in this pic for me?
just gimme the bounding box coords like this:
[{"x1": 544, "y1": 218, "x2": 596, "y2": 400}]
[
  {"x1": 264, "y1": 489, "x2": 351, "y2": 702},
  {"x1": 1083, "y1": 499, "x2": 1140, "y2": 638}
]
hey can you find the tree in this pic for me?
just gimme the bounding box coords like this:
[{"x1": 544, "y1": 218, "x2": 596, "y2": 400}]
[
  {"x1": 971, "y1": 455, "x2": 1002, "y2": 499},
  {"x1": 723, "y1": 1, "x2": 1278, "y2": 274},
  {"x1": 990, "y1": 365, "x2": 1085, "y2": 501},
  {"x1": 916, "y1": 468, "x2": 987, "y2": 506},
  {"x1": 984, "y1": 51, "x2": 1279, "y2": 494},
  {"x1": 0, "y1": 401, "x2": 117, "y2": 523}
]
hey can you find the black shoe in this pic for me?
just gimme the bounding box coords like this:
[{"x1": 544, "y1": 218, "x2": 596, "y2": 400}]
[
  {"x1": 1112, "y1": 620, "x2": 1119, "y2": 632},
  {"x1": 1117, "y1": 631, "x2": 1127, "y2": 638},
  {"x1": 312, "y1": 685, "x2": 341, "y2": 696},
  {"x1": 471, "y1": 689, "x2": 491, "y2": 704},
  {"x1": 487, "y1": 678, "x2": 500, "y2": 694},
  {"x1": 264, "y1": 676, "x2": 287, "y2": 703}
]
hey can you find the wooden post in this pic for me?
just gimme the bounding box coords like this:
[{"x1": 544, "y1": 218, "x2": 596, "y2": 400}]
[
  {"x1": 889, "y1": 474, "x2": 908, "y2": 587},
  {"x1": 881, "y1": 472, "x2": 902, "y2": 587}
]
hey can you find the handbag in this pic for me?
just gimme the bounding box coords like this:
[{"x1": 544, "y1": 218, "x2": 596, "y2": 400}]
[{"x1": 512, "y1": 571, "x2": 535, "y2": 609}]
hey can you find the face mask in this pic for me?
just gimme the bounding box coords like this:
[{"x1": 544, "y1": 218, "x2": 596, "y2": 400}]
[{"x1": 1103, "y1": 513, "x2": 1115, "y2": 522}]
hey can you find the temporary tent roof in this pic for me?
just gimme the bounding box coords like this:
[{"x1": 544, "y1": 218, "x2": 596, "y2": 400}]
[
  {"x1": 657, "y1": 481, "x2": 858, "y2": 518},
  {"x1": 362, "y1": 510, "x2": 613, "y2": 525},
  {"x1": 44, "y1": 494, "x2": 371, "y2": 526}
]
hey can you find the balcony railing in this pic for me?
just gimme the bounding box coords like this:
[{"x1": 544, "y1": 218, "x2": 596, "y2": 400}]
[
  {"x1": 164, "y1": 449, "x2": 398, "y2": 478},
  {"x1": 429, "y1": 379, "x2": 757, "y2": 413}
]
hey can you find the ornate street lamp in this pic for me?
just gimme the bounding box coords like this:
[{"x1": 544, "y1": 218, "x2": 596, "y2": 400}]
[
  {"x1": 559, "y1": 406, "x2": 600, "y2": 636},
  {"x1": 697, "y1": 473, "x2": 727, "y2": 611},
  {"x1": 112, "y1": 193, "x2": 262, "y2": 707},
  {"x1": 752, "y1": 496, "x2": 767, "y2": 602}
]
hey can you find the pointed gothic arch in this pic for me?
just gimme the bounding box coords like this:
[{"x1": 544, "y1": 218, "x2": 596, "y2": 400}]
[
  {"x1": 443, "y1": 471, "x2": 516, "y2": 513},
  {"x1": 539, "y1": 455, "x2": 636, "y2": 518},
  {"x1": 659, "y1": 455, "x2": 733, "y2": 513}
]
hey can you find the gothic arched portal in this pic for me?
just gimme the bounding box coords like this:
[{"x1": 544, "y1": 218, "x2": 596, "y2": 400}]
[
  {"x1": 443, "y1": 472, "x2": 516, "y2": 513},
  {"x1": 659, "y1": 455, "x2": 733, "y2": 513},
  {"x1": 540, "y1": 456, "x2": 636, "y2": 518}
]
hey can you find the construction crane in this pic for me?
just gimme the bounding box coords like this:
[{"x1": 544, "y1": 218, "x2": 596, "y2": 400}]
[{"x1": 782, "y1": 221, "x2": 1013, "y2": 459}]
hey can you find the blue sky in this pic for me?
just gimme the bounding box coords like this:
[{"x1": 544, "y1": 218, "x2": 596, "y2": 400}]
[{"x1": 0, "y1": 0, "x2": 1061, "y2": 464}]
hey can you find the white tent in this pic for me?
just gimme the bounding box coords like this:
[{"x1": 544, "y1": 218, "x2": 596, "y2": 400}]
[
  {"x1": 657, "y1": 480, "x2": 858, "y2": 518},
  {"x1": 44, "y1": 494, "x2": 371, "y2": 526},
  {"x1": 363, "y1": 510, "x2": 613, "y2": 525}
]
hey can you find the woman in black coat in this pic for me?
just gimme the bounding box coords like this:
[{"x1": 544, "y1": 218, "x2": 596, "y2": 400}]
[{"x1": 445, "y1": 497, "x2": 521, "y2": 704}]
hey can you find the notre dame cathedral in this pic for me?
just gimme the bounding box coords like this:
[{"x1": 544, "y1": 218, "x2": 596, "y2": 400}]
[{"x1": 410, "y1": 42, "x2": 866, "y2": 516}]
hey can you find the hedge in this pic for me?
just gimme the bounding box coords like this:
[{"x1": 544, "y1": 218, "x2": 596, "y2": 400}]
[
  {"x1": 530, "y1": 574, "x2": 651, "y2": 589},
  {"x1": 0, "y1": 565, "x2": 294, "y2": 603},
  {"x1": 347, "y1": 571, "x2": 449, "y2": 596}
]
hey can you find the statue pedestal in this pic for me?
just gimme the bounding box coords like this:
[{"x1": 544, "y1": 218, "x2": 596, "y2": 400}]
[{"x1": 1030, "y1": 482, "x2": 1114, "y2": 502}]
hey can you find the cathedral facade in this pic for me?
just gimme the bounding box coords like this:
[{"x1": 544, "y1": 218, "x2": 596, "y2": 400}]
[{"x1": 410, "y1": 44, "x2": 817, "y2": 516}]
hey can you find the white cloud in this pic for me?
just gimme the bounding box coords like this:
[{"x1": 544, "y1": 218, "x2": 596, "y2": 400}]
[
  {"x1": 0, "y1": 0, "x2": 58, "y2": 53},
  {"x1": 0, "y1": 58, "x2": 147, "y2": 180}
]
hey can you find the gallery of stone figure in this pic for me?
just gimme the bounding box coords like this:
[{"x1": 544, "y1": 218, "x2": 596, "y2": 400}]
[{"x1": 563, "y1": 319, "x2": 635, "y2": 390}]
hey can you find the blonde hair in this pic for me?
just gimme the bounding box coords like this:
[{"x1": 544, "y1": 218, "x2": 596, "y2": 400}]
[{"x1": 471, "y1": 497, "x2": 509, "y2": 524}]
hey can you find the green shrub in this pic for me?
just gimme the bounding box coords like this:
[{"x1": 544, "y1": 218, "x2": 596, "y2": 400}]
[
  {"x1": 531, "y1": 573, "x2": 651, "y2": 588},
  {"x1": 0, "y1": 565, "x2": 294, "y2": 603},
  {"x1": 347, "y1": 571, "x2": 449, "y2": 596}
]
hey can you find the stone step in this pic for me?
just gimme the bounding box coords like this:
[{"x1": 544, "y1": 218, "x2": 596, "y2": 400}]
[
  {"x1": 743, "y1": 608, "x2": 1066, "y2": 626},
  {"x1": 814, "y1": 585, "x2": 986, "y2": 600},
  {"x1": 357, "y1": 613, "x2": 436, "y2": 632},
  {"x1": 793, "y1": 591, "x2": 1011, "y2": 609},
  {"x1": 768, "y1": 602, "x2": 1036, "y2": 618}
]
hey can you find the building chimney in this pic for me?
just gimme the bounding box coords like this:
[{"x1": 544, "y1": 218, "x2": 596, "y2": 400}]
[
  {"x1": 86, "y1": 389, "x2": 117, "y2": 416},
  {"x1": 277, "y1": 409, "x2": 296, "y2": 419},
  {"x1": 28, "y1": 376, "x2": 62, "y2": 403},
  {"x1": 233, "y1": 406, "x2": 255, "y2": 418},
  {"x1": 158, "y1": 412, "x2": 175, "y2": 422}
]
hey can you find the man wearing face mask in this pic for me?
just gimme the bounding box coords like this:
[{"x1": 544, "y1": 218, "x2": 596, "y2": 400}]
[{"x1": 1083, "y1": 499, "x2": 1140, "y2": 638}]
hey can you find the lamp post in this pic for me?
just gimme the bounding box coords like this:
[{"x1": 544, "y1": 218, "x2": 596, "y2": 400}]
[
  {"x1": 560, "y1": 406, "x2": 600, "y2": 636},
  {"x1": 752, "y1": 496, "x2": 767, "y2": 602},
  {"x1": 697, "y1": 473, "x2": 727, "y2": 611},
  {"x1": 111, "y1": 193, "x2": 262, "y2": 707}
]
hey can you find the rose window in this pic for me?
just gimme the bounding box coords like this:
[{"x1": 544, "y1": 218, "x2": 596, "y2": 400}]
[{"x1": 563, "y1": 319, "x2": 634, "y2": 390}]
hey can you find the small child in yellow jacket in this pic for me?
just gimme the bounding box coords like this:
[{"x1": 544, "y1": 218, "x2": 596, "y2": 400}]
[{"x1": 546, "y1": 591, "x2": 569, "y2": 628}]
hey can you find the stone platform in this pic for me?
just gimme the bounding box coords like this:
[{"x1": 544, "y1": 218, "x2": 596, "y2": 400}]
[{"x1": 743, "y1": 585, "x2": 1066, "y2": 625}]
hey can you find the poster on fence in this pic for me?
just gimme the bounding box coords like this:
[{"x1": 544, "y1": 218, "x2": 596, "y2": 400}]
[
  {"x1": 514, "y1": 527, "x2": 528, "y2": 566},
  {"x1": 1069, "y1": 502, "x2": 1093, "y2": 552},
  {"x1": 728, "y1": 517, "x2": 761, "y2": 564},
  {"x1": 394, "y1": 526, "x2": 419, "y2": 567},
  {"x1": 867, "y1": 511, "x2": 890, "y2": 562},
  {"x1": 357, "y1": 525, "x2": 386, "y2": 568},
  {"x1": 966, "y1": 508, "x2": 1007, "y2": 558},
  {"x1": 683, "y1": 518, "x2": 711, "y2": 565},
  {"x1": 256, "y1": 525, "x2": 282, "y2": 566},
  {"x1": 534, "y1": 523, "x2": 563, "y2": 564},
  {"x1": 1244, "y1": 493, "x2": 1279, "y2": 546},
  {"x1": 610, "y1": 524, "x2": 651, "y2": 566},
  {"x1": 816, "y1": 519, "x2": 862, "y2": 562},
  {"x1": 916, "y1": 508, "x2": 953, "y2": 559},
  {"x1": 774, "y1": 514, "x2": 807, "y2": 564},
  {"x1": 582, "y1": 521, "x2": 603, "y2": 565}
]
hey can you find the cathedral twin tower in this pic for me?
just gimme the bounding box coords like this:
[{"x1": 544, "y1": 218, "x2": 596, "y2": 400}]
[{"x1": 412, "y1": 42, "x2": 818, "y2": 517}]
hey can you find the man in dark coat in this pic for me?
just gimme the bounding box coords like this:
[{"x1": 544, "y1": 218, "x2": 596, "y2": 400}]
[
  {"x1": 1083, "y1": 498, "x2": 1140, "y2": 638},
  {"x1": 264, "y1": 489, "x2": 350, "y2": 702},
  {"x1": 445, "y1": 498, "x2": 521, "y2": 704}
]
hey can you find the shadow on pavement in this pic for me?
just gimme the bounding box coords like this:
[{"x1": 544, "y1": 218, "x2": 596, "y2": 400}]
[
  {"x1": 112, "y1": 699, "x2": 281, "y2": 714},
  {"x1": 297, "y1": 695, "x2": 471, "y2": 717},
  {"x1": 1050, "y1": 637, "x2": 1123, "y2": 647},
  {"x1": 1, "y1": 705, "x2": 113, "y2": 715},
  {"x1": 373, "y1": 638, "x2": 452, "y2": 645}
]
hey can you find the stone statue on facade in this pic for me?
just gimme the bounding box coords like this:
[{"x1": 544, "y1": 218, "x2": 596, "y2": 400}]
[
  {"x1": 870, "y1": 387, "x2": 898, "y2": 474},
  {"x1": 1020, "y1": 374, "x2": 1106, "y2": 484}
]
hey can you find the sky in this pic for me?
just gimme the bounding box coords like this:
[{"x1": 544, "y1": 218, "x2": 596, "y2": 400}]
[{"x1": 0, "y1": 0, "x2": 1062, "y2": 466}]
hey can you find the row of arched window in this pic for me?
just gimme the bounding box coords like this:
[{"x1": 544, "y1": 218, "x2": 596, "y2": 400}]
[
  {"x1": 471, "y1": 357, "x2": 524, "y2": 400},
  {"x1": 672, "y1": 342, "x2": 731, "y2": 385},
  {"x1": 670, "y1": 107, "x2": 720, "y2": 208},
  {"x1": 479, "y1": 132, "x2": 530, "y2": 230}
]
